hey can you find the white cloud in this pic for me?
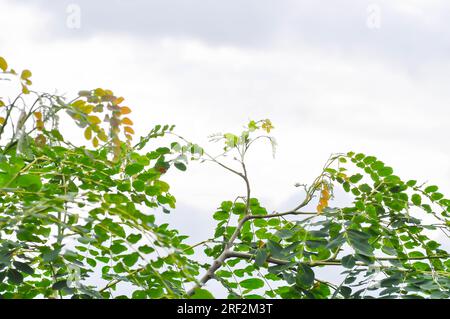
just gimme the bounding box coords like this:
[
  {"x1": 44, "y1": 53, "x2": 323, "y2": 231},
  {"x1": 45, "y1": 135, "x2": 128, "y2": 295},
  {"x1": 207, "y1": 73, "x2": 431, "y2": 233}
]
[{"x1": 1, "y1": 0, "x2": 449, "y2": 207}]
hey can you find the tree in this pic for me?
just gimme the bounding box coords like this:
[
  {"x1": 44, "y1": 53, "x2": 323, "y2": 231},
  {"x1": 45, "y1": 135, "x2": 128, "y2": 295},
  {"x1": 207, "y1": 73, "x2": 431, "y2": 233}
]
[{"x1": 0, "y1": 57, "x2": 449, "y2": 299}]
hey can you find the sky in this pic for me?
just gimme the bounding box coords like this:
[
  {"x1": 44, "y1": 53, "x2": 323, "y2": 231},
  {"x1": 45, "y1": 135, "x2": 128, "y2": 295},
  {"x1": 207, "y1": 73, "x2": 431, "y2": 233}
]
[{"x1": 1, "y1": 0, "x2": 449, "y2": 296}]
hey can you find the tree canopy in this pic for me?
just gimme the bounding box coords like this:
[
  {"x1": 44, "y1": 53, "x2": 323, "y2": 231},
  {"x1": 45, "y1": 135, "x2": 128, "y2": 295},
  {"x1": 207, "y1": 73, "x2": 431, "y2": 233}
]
[{"x1": 0, "y1": 57, "x2": 449, "y2": 299}]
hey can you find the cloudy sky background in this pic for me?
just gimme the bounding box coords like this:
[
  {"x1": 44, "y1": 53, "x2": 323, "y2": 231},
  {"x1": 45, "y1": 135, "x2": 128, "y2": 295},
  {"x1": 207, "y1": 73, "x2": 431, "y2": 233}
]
[{"x1": 1, "y1": 0, "x2": 449, "y2": 295}]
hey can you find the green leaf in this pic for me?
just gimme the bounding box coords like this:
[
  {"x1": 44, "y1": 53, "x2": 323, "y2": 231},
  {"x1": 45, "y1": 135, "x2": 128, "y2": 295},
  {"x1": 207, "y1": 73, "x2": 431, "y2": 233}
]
[
  {"x1": 341, "y1": 255, "x2": 356, "y2": 269},
  {"x1": 425, "y1": 185, "x2": 438, "y2": 193},
  {"x1": 346, "y1": 229, "x2": 374, "y2": 257},
  {"x1": 148, "y1": 286, "x2": 164, "y2": 299},
  {"x1": 275, "y1": 229, "x2": 294, "y2": 239},
  {"x1": 132, "y1": 180, "x2": 145, "y2": 192},
  {"x1": 349, "y1": 174, "x2": 363, "y2": 183},
  {"x1": 411, "y1": 194, "x2": 422, "y2": 206},
  {"x1": 406, "y1": 180, "x2": 417, "y2": 187},
  {"x1": 16, "y1": 174, "x2": 42, "y2": 191},
  {"x1": 213, "y1": 211, "x2": 229, "y2": 221},
  {"x1": 174, "y1": 162, "x2": 187, "y2": 171},
  {"x1": 138, "y1": 245, "x2": 154, "y2": 254},
  {"x1": 240, "y1": 278, "x2": 264, "y2": 290},
  {"x1": 125, "y1": 163, "x2": 144, "y2": 175},
  {"x1": 339, "y1": 286, "x2": 352, "y2": 298},
  {"x1": 42, "y1": 248, "x2": 61, "y2": 263},
  {"x1": 110, "y1": 243, "x2": 127, "y2": 254},
  {"x1": 123, "y1": 253, "x2": 139, "y2": 267},
  {"x1": 342, "y1": 182, "x2": 350, "y2": 192},
  {"x1": 431, "y1": 192, "x2": 444, "y2": 200},
  {"x1": 267, "y1": 240, "x2": 285, "y2": 259},
  {"x1": 50, "y1": 129, "x2": 64, "y2": 141},
  {"x1": 127, "y1": 233, "x2": 142, "y2": 244},
  {"x1": 13, "y1": 261, "x2": 34, "y2": 275},
  {"x1": 220, "y1": 201, "x2": 233, "y2": 212},
  {"x1": 7, "y1": 269, "x2": 23, "y2": 284},
  {"x1": 190, "y1": 288, "x2": 215, "y2": 299},
  {"x1": 379, "y1": 167, "x2": 393, "y2": 177},
  {"x1": 380, "y1": 276, "x2": 402, "y2": 287},
  {"x1": 244, "y1": 294, "x2": 264, "y2": 299},
  {"x1": 132, "y1": 290, "x2": 147, "y2": 299},
  {"x1": 156, "y1": 147, "x2": 170, "y2": 155},
  {"x1": 224, "y1": 133, "x2": 239, "y2": 147},
  {"x1": 296, "y1": 263, "x2": 315, "y2": 288},
  {"x1": 268, "y1": 263, "x2": 295, "y2": 274},
  {"x1": 359, "y1": 183, "x2": 372, "y2": 193},
  {"x1": 365, "y1": 205, "x2": 377, "y2": 218},
  {"x1": 326, "y1": 232, "x2": 345, "y2": 250},
  {"x1": 105, "y1": 220, "x2": 126, "y2": 238},
  {"x1": 52, "y1": 280, "x2": 68, "y2": 290},
  {"x1": 255, "y1": 249, "x2": 268, "y2": 267},
  {"x1": 363, "y1": 156, "x2": 376, "y2": 164},
  {"x1": 86, "y1": 258, "x2": 97, "y2": 267},
  {"x1": 0, "y1": 252, "x2": 11, "y2": 265}
]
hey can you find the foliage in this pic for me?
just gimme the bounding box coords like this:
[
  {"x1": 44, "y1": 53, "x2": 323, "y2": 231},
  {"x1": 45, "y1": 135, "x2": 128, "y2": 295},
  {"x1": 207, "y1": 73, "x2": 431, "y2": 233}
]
[
  {"x1": 0, "y1": 57, "x2": 200, "y2": 298},
  {"x1": 183, "y1": 121, "x2": 450, "y2": 299},
  {"x1": 1, "y1": 57, "x2": 449, "y2": 299}
]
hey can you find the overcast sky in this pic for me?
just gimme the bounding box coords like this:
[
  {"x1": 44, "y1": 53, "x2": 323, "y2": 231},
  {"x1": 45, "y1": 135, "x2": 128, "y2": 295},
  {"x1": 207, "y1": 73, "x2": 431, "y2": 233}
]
[{"x1": 1, "y1": 0, "x2": 449, "y2": 295}]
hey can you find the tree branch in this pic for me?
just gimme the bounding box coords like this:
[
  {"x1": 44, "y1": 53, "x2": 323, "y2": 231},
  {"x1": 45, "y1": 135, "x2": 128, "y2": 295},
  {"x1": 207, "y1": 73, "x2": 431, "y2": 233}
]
[{"x1": 224, "y1": 251, "x2": 450, "y2": 267}]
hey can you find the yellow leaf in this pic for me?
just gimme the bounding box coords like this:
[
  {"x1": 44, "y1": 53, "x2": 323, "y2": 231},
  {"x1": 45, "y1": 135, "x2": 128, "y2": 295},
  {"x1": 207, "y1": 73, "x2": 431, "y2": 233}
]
[
  {"x1": 0, "y1": 117, "x2": 5, "y2": 125},
  {"x1": 316, "y1": 204, "x2": 324, "y2": 214},
  {"x1": 120, "y1": 106, "x2": 131, "y2": 115},
  {"x1": 34, "y1": 112, "x2": 42, "y2": 120},
  {"x1": 21, "y1": 84, "x2": 30, "y2": 94},
  {"x1": 0, "y1": 100, "x2": 5, "y2": 107},
  {"x1": 84, "y1": 127, "x2": 92, "y2": 140},
  {"x1": 262, "y1": 119, "x2": 274, "y2": 133},
  {"x1": 113, "y1": 97, "x2": 124, "y2": 105},
  {"x1": 97, "y1": 130, "x2": 108, "y2": 142},
  {"x1": 80, "y1": 104, "x2": 94, "y2": 114},
  {"x1": 21, "y1": 69, "x2": 32, "y2": 80},
  {"x1": 72, "y1": 100, "x2": 85, "y2": 109},
  {"x1": 35, "y1": 134, "x2": 46, "y2": 147},
  {"x1": 0, "y1": 57, "x2": 7, "y2": 71},
  {"x1": 94, "y1": 88, "x2": 105, "y2": 96},
  {"x1": 125, "y1": 134, "x2": 133, "y2": 141},
  {"x1": 322, "y1": 190, "x2": 330, "y2": 201},
  {"x1": 92, "y1": 137, "x2": 99, "y2": 147},
  {"x1": 87, "y1": 115, "x2": 101, "y2": 125},
  {"x1": 317, "y1": 183, "x2": 330, "y2": 214},
  {"x1": 121, "y1": 117, "x2": 133, "y2": 125},
  {"x1": 36, "y1": 120, "x2": 44, "y2": 131},
  {"x1": 124, "y1": 126, "x2": 135, "y2": 135}
]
